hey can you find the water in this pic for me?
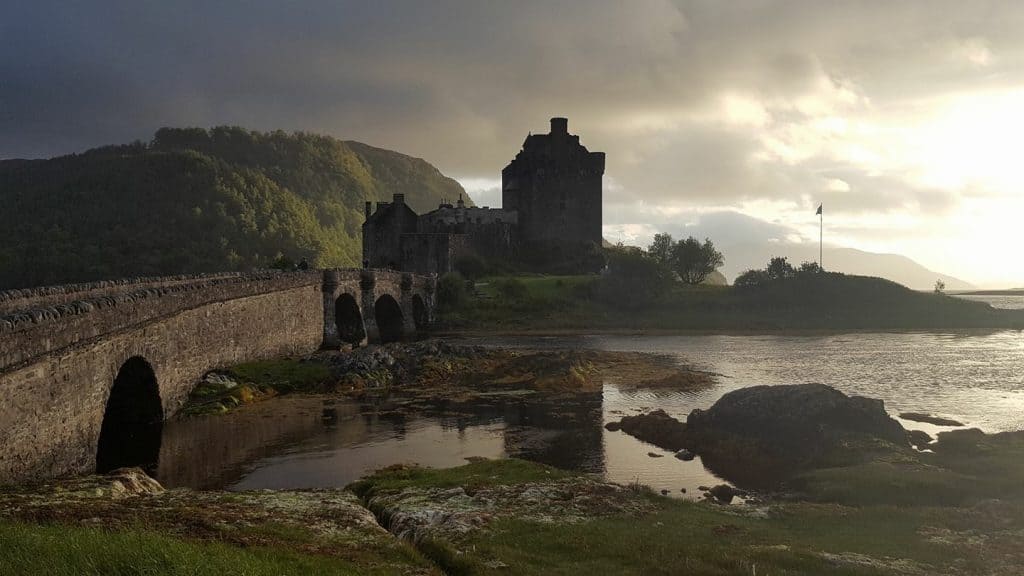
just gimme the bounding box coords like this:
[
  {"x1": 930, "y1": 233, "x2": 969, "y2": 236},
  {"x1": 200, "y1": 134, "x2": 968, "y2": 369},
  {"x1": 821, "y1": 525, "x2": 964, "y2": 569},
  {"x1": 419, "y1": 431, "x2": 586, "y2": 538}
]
[
  {"x1": 954, "y1": 293, "x2": 1024, "y2": 310},
  {"x1": 158, "y1": 331, "x2": 1024, "y2": 497}
]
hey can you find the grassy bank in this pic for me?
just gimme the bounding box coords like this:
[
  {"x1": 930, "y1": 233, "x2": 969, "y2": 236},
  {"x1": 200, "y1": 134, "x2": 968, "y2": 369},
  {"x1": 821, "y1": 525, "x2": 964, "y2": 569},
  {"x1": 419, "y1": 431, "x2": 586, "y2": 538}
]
[
  {"x1": 0, "y1": 522, "x2": 377, "y2": 576},
  {"x1": 438, "y1": 272, "x2": 1024, "y2": 331},
  {"x1": 352, "y1": 458, "x2": 1021, "y2": 575}
]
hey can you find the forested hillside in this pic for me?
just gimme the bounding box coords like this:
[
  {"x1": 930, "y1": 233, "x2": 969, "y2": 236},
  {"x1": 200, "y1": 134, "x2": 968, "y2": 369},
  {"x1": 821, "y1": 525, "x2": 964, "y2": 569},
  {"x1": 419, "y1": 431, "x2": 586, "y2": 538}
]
[{"x1": 0, "y1": 127, "x2": 468, "y2": 288}]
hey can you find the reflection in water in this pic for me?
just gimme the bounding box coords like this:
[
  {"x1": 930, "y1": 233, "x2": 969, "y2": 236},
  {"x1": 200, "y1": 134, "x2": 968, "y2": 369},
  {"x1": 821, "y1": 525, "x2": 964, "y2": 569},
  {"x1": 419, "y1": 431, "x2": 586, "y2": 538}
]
[
  {"x1": 161, "y1": 332, "x2": 1024, "y2": 497},
  {"x1": 159, "y1": 381, "x2": 728, "y2": 499}
]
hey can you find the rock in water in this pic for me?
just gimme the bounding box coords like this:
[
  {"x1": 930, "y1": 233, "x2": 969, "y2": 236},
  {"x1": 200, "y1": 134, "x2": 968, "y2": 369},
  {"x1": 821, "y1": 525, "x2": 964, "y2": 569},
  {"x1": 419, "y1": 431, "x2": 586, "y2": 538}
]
[
  {"x1": 685, "y1": 384, "x2": 908, "y2": 478},
  {"x1": 907, "y1": 429, "x2": 933, "y2": 450},
  {"x1": 606, "y1": 409, "x2": 687, "y2": 451},
  {"x1": 674, "y1": 449, "x2": 695, "y2": 461}
]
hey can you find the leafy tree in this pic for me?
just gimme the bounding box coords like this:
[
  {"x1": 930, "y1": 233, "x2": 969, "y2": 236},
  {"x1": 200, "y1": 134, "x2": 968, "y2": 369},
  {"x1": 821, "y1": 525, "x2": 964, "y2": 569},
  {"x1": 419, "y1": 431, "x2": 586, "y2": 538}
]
[
  {"x1": 670, "y1": 236, "x2": 724, "y2": 285},
  {"x1": 934, "y1": 279, "x2": 946, "y2": 294},
  {"x1": 455, "y1": 254, "x2": 488, "y2": 281},
  {"x1": 734, "y1": 269, "x2": 769, "y2": 288},
  {"x1": 0, "y1": 127, "x2": 468, "y2": 288},
  {"x1": 270, "y1": 254, "x2": 295, "y2": 270},
  {"x1": 597, "y1": 247, "x2": 674, "y2": 308},
  {"x1": 799, "y1": 261, "x2": 822, "y2": 275},
  {"x1": 766, "y1": 257, "x2": 797, "y2": 281},
  {"x1": 436, "y1": 272, "x2": 468, "y2": 311},
  {"x1": 647, "y1": 233, "x2": 674, "y2": 265}
]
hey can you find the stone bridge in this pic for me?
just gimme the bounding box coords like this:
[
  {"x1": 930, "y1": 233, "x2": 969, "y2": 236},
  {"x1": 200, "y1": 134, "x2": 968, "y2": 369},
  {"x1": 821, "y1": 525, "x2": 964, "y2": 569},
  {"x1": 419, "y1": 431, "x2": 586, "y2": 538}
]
[{"x1": 0, "y1": 269, "x2": 435, "y2": 485}]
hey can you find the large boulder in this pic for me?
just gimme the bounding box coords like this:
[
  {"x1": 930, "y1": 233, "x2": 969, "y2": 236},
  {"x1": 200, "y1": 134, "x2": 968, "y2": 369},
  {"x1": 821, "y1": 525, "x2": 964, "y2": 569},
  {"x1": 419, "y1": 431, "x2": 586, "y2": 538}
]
[{"x1": 685, "y1": 384, "x2": 908, "y2": 483}]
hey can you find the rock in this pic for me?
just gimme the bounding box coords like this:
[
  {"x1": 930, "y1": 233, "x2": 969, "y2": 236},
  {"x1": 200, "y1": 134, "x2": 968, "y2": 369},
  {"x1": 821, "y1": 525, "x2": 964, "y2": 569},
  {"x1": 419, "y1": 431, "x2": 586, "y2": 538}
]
[
  {"x1": 680, "y1": 488, "x2": 687, "y2": 493},
  {"x1": 685, "y1": 384, "x2": 908, "y2": 478},
  {"x1": 907, "y1": 429, "x2": 933, "y2": 450},
  {"x1": 660, "y1": 489, "x2": 670, "y2": 495},
  {"x1": 708, "y1": 484, "x2": 736, "y2": 504},
  {"x1": 104, "y1": 468, "x2": 165, "y2": 498},
  {"x1": 674, "y1": 449, "x2": 695, "y2": 461},
  {"x1": 647, "y1": 452, "x2": 664, "y2": 458},
  {"x1": 899, "y1": 412, "x2": 964, "y2": 427},
  {"x1": 698, "y1": 486, "x2": 710, "y2": 492},
  {"x1": 606, "y1": 409, "x2": 687, "y2": 452},
  {"x1": 604, "y1": 421, "x2": 622, "y2": 432}
]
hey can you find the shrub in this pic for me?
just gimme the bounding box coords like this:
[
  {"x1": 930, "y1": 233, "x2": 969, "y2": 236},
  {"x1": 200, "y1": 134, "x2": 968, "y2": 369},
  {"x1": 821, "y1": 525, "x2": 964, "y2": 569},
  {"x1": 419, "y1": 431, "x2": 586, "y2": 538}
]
[
  {"x1": 597, "y1": 248, "x2": 673, "y2": 308},
  {"x1": 437, "y1": 272, "x2": 468, "y2": 311},
  {"x1": 494, "y1": 277, "x2": 528, "y2": 301},
  {"x1": 734, "y1": 269, "x2": 769, "y2": 288}
]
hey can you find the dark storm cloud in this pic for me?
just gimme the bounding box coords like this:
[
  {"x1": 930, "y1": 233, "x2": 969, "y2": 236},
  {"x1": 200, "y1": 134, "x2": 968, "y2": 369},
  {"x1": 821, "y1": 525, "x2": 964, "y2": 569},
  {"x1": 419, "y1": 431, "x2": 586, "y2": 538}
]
[{"x1": 4, "y1": 0, "x2": 1023, "y2": 220}]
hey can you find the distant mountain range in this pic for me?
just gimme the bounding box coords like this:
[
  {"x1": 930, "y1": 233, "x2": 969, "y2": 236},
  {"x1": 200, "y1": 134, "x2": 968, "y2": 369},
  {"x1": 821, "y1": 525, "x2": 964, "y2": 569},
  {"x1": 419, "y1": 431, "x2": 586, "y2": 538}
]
[
  {"x1": 721, "y1": 243, "x2": 974, "y2": 290},
  {"x1": 0, "y1": 127, "x2": 468, "y2": 288}
]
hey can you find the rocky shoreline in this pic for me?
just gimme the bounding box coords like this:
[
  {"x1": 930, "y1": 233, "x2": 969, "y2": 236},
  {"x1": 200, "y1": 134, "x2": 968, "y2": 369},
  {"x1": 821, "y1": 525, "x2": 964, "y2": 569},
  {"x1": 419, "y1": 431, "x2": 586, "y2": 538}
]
[{"x1": 3, "y1": 343, "x2": 1024, "y2": 574}]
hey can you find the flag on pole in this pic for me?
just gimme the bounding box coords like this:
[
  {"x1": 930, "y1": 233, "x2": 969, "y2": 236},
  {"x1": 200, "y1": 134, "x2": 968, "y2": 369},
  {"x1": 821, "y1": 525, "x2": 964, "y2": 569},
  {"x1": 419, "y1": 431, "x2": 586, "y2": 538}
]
[{"x1": 815, "y1": 203, "x2": 822, "y2": 215}]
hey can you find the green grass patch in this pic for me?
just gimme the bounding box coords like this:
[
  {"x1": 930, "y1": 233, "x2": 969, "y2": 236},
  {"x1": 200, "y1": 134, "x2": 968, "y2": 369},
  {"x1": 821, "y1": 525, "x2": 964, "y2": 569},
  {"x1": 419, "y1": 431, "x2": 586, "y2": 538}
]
[
  {"x1": 0, "y1": 521, "x2": 377, "y2": 576},
  {"x1": 180, "y1": 358, "x2": 333, "y2": 416},
  {"x1": 348, "y1": 458, "x2": 573, "y2": 500},
  {"x1": 349, "y1": 458, "x2": 1016, "y2": 575},
  {"x1": 228, "y1": 358, "x2": 331, "y2": 393},
  {"x1": 410, "y1": 496, "x2": 973, "y2": 576},
  {"x1": 438, "y1": 272, "x2": 1024, "y2": 331}
]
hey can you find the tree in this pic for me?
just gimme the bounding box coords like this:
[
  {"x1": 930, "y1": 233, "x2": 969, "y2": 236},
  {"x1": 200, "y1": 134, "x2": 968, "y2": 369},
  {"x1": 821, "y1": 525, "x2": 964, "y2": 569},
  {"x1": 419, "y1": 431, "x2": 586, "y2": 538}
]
[
  {"x1": 670, "y1": 236, "x2": 724, "y2": 285},
  {"x1": 436, "y1": 272, "x2": 468, "y2": 311},
  {"x1": 597, "y1": 247, "x2": 673, "y2": 308},
  {"x1": 799, "y1": 261, "x2": 822, "y2": 275},
  {"x1": 455, "y1": 254, "x2": 487, "y2": 281},
  {"x1": 647, "y1": 232, "x2": 674, "y2": 265},
  {"x1": 734, "y1": 269, "x2": 769, "y2": 288},
  {"x1": 934, "y1": 279, "x2": 946, "y2": 294},
  {"x1": 766, "y1": 256, "x2": 796, "y2": 281}
]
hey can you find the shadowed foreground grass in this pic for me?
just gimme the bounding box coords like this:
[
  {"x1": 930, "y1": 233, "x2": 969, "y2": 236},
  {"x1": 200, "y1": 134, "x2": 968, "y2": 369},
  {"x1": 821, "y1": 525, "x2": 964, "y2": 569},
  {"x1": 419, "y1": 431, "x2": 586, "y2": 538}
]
[
  {"x1": 0, "y1": 522, "x2": 367, "y2": 576},
  {"x1": 353, "y1": 459, "x2": 1021, "y2": 576}
]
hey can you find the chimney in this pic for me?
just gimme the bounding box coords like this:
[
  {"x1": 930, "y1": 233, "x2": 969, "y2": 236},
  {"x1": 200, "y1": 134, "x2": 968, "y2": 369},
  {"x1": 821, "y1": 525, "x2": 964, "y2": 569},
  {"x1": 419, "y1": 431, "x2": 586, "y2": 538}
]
[
  {"x1": 365, "y1": 201, "x2": 372, "y2": 218},
  {"x1": 550, "y1": 117, "x2": 568, "y2": 136},
  {"x1": 394, "y1": 193, "x2": 405, "y2": 205}
]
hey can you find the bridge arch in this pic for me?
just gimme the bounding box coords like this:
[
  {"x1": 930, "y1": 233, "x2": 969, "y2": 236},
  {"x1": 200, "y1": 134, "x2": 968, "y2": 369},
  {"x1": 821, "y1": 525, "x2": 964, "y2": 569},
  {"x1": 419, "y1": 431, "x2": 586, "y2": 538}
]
[
  {"x1": 374, "y1": 294, "x2": 406, "y2": 344},
  {"x1": 334, "y1": 293, "x2": 366, "y2": 345},
  {"x1": 96, "y1": 356, "x2": 163, "y2": 474},
  {"x1": 412, "y1": 294, "x2": 429, "y2": 332}
]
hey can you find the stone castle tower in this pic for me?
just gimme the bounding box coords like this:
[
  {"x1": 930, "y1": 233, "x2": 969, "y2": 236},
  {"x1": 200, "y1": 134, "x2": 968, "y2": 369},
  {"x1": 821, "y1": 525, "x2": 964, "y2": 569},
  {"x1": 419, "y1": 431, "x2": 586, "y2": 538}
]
[
  {"x1": 501, "y1": 117, "x2": 605, "y2": 263},
  {"x1": 363, "y1": 117, "x2": 604, "y2": 274}
]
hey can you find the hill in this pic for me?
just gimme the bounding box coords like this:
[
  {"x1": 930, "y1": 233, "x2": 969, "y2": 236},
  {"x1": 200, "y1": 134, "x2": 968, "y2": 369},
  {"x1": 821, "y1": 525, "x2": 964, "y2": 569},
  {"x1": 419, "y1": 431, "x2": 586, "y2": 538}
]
[
  {"x1": 0, "y1": 127, "x2": 468, "y2": 288},
  {"x1": 721, "y1": 243, "x2": 973, "y2": 291}
]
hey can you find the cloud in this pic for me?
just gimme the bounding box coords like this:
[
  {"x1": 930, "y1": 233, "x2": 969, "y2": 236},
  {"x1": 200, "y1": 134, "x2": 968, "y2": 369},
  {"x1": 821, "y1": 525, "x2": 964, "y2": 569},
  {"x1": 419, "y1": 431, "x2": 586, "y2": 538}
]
[{"x1": 5, "y1": 1, "x2": 1024, "y2": 284}]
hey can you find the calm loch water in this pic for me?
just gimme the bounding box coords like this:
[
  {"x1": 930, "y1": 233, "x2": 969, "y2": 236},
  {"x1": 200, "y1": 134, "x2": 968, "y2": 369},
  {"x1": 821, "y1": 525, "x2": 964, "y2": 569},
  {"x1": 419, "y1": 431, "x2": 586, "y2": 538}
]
[{"x1": 158, "y1": 330, "x2": 1024, "y2": 497}]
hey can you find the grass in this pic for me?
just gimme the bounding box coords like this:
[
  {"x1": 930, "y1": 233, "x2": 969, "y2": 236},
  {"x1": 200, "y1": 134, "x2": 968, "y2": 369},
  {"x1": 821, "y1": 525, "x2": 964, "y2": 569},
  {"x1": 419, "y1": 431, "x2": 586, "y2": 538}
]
[
  {"x1": 0, "y1": 521, "x2": 377, "y2": 576},
  {"x1": 180, "y1": 358, "x2": 332, "y2": 415},
  {"x1": 348, "y1": 458, "x2": 573, "y2": 500},
  {"x1": 438, "y1": 273, "x2": 1024, "y2": 331},
  {"x1": 792, "y1": 429, "x2": 1024, "y2": 507},
  {"x1": 228, "y1": 358, "x2": 332, "y2": 393},
  {"x1": 349, "y1": 459, "x2": 1017, "y2": 576}
]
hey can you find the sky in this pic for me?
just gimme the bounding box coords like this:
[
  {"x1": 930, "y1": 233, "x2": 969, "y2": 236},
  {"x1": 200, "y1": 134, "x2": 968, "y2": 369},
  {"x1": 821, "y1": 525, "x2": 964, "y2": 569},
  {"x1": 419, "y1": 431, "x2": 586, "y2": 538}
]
[{"x1": 4, "y1": 1, "x2": 1024, "y2": 286}]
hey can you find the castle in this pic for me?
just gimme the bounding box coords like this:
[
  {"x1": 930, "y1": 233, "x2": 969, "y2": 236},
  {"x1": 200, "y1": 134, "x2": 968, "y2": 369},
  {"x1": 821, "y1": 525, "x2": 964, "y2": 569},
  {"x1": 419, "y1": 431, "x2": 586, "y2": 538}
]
[{"x1": 362, "y1": 117, "x2": 605, "y2": 274}]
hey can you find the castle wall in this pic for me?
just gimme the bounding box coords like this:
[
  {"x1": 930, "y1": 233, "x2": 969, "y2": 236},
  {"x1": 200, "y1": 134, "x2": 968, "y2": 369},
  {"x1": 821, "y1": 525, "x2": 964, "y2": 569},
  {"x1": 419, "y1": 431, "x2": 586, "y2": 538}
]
[
  {"x1": 501, "y1": 118, "x2": 605, "y2": 267},
  {"x1": 362, "y1": 197, "x2": 418, "y2": 269}
]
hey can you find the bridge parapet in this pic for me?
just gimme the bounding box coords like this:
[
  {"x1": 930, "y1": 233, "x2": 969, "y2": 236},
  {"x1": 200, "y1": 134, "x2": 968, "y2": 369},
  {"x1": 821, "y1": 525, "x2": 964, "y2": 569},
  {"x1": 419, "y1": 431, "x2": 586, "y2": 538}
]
[
  {"x1": 0, "y1": 272, "x2": 246, "y2": 316},
  {"x1": 0, "y1": 271, "x2": 321, "y2": 372}
]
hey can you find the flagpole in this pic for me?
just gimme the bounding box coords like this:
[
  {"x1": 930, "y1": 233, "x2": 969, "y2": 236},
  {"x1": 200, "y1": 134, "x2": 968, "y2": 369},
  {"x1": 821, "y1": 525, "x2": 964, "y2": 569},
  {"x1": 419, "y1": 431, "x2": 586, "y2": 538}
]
[{"x1": 819, "y1": 204, "x2": 823, "y2": 271}]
